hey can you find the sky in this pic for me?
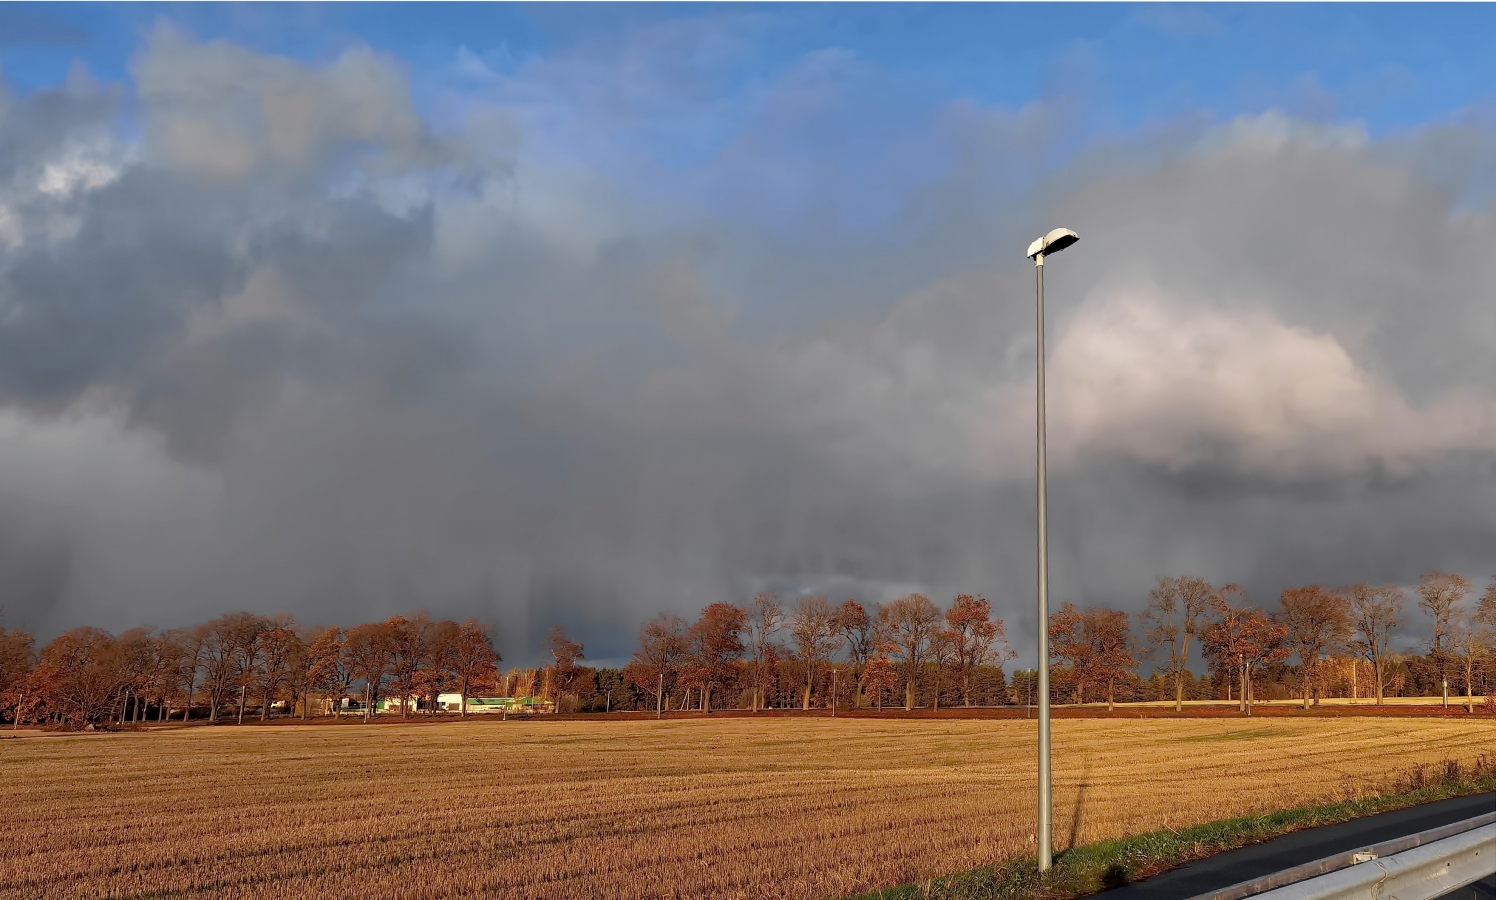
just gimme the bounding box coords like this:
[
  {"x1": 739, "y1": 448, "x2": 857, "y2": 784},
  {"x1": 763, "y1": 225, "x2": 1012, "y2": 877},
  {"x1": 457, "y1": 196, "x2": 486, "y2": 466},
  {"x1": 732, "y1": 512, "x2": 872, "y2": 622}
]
[{"x1": 4, "y1": 3, "x2": 1496, "y2": 666}]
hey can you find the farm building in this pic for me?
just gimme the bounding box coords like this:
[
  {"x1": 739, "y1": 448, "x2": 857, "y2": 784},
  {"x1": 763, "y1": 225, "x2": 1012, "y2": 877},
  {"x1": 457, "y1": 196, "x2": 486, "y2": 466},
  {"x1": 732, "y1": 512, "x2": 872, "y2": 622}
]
[{"x1": 435, "y1": 694, "x2": 556, "y2": 714}]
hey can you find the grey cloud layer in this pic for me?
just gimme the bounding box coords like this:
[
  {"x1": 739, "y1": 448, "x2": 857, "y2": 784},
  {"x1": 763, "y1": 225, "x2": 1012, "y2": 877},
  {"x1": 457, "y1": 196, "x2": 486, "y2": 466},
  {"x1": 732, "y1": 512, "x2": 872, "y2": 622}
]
[{"x1": 1, "y1": 32, "x2": 1493, "y2": 664}]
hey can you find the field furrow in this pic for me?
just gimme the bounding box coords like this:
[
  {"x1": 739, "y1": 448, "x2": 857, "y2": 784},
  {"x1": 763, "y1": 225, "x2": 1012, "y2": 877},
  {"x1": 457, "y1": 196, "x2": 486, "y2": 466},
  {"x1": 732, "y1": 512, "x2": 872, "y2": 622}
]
[{"x1": 4, "y1": 717, "x2": 1494, "y2": 899}]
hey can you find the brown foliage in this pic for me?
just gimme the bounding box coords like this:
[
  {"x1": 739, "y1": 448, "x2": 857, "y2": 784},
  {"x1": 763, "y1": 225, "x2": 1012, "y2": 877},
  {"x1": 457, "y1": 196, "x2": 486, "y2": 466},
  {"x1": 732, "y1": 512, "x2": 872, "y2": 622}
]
[
  {"x1": 0, "y1": 626, "x2": 37, "y2": 725},
  {"x1": 1280, "y1": 585, "x2": 1352, "y2": 709},
  {"x1": 344, "y1": 621, "x2": 394, "y2": 722},
  {"x1": 29, "y1": 627, "x2": 126, "y2": 728},
  {"x1": 1049, "y1": 603, "x2": 1136, "y2": 709},
  {"x1": 1201, "y1": 589, "x2": 1289, "y2": 715},
  {"x1": 629, "y1": 613, "x2": 687, "y2": 715},
  {"x1": 306, "y1": 627, "x2": 349, "y2": 717},
  {"x1": 685, "y1": 603, "x2": 746, "y2": 712},
  {"x1": 858, "y1": 652, "x2": 898, "y2": 710},
  {"x1": 451, "y1": 620, "x2": 501, "y2": 715},
  {"x1": 944, "y1": 594, "x2": 1013, "y2": 707},
  {"x1": 547, "y1": 625, "x2": 588, "y2": 705}
]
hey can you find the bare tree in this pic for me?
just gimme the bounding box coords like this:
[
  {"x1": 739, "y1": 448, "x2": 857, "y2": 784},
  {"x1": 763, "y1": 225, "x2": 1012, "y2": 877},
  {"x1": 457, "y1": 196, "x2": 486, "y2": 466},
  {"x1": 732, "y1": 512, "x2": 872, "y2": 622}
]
[
  {"x1": 548, "y1": 625, "x2": 587, "y2": 709},
  {"x1": 1347, "y1": 583, "x2": 1405, "y2": 705},
  {"x1": 172, "y1": 624, "x2": 210, "y2": 723},
  {"x1": 1140, "y1": 576, "x2": 1215, "y2": 712},
  {"x1": 115, "y1": 628, "x2": 158, "y2": 724},
  {"x1": 143, "y1": 630, "x2": 190, "y2": 722},
  {"x1": 744, "y1": 593, "x2": 782, "y2": 712},
  {"x1": 218, "y1": 613, "x2": 270, "y2": 725},
  {"x1": 881, "y1": 593, "x2": 941, "y2": 710},
  {"x1": 283, "y1": 625, "x2": 319, "y2": 719},
  {"x1": 198, "y1": 615, "x2": 244, "y2": 722},
  {"x1": 1417, "y1": 571, "x2": 1471, "y2": 691},
  {"x1": 406, "y1": 620, "x2": 454, "y2": 716},
  {"x1": 1481, "y1": 577, "x2": 1496, "y2": 630},
  {"x1": 928, "y1": 630, "x2": 956, "y2": 711},
  {"x1": 1279, "y1": 585, "x2": 1352, "y2": 709},
  {"x1": 790, "y1": 596, "x2": 841, "y2": 709},
  {"x1": 629, "y1": 613, "x2": 687, "y2": 717},
  {"x1": 1446, "y1": 613, "x2": 1490, "y2": 713}
]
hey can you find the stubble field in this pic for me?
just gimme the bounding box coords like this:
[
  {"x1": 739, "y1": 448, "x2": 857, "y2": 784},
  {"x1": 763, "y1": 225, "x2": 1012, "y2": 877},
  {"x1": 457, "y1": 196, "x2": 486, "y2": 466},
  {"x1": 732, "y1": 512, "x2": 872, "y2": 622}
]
[{"x1": 4, "y1": 716, "x2": 1495, "y2": 900}]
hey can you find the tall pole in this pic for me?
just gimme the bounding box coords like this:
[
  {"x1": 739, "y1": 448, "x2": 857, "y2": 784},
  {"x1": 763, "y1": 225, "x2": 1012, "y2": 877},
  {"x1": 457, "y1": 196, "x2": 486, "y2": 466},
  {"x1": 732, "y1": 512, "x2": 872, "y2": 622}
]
[{"x1": 1035, "y1": 252, "x2": 1053, "y2": 872}]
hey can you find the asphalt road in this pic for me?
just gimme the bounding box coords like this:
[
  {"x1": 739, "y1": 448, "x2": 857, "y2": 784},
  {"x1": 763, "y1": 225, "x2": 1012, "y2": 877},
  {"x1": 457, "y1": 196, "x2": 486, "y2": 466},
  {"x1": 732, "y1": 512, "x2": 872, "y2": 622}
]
[{"x1": 1102, "y1": 792, "x2": 1496, "y2": 900}]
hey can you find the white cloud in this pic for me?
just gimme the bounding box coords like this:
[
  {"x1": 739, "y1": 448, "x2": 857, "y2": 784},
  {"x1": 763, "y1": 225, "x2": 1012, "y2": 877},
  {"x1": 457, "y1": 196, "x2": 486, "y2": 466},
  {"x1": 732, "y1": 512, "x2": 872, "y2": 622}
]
[
  {"x1": 1013, "y1": 287, "x2": 1496, "y2": 475},
  {"x1": 37, "y1": 153, "x2": 120, "y2": 196},
  {"x1": 1191, "y1": 110, "x2": 1369, "y2": 159}
]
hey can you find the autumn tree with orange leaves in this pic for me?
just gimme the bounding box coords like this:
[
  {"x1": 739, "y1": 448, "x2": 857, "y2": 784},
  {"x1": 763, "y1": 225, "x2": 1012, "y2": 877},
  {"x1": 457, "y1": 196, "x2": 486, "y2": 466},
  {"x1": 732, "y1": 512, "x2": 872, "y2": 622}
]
[
  {"x1": 1049, "y1": 603, "x2": 1136, "y2": 710},
  {"x1": 344, "y1": 621, "x2": 394, "y2": 722},
  {"x1": 834, "y1": 600, "x2": 879, "y2": 706},
  {"x1": 306, "y1": 627, "x2": 349, "y2": 717},
  {"x1": 943, "y1": 594, "x2": 1013, "y2": 707},
  {"x1": 1202, "y1": 588, "x2": 1289, "y2": 716},
  {"x1": 30, "y1": 627, "x2": 127, "y2": 728},
  {"x1": 450, "y1": 620, "x2": 501, "y2": 716},
  {"x1": 859, "y1": 646, "x2": 898, "y2": 710},
  {"x1": 686, "y1": 603, "x2": 746, "y2": 712},
  {"x1": 256, "y1": 619, "x2": 305, "y2": 721},
  {"x1": 0, "y1": 622, "x2": 36, "y2": 728}
]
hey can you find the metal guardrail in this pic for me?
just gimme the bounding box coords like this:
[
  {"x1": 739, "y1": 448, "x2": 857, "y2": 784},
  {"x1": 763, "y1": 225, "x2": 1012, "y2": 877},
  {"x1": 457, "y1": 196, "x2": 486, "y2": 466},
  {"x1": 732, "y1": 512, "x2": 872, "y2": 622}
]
[{"x1": 1191, "y1": 813, "x2": 1496, "y2": 900}]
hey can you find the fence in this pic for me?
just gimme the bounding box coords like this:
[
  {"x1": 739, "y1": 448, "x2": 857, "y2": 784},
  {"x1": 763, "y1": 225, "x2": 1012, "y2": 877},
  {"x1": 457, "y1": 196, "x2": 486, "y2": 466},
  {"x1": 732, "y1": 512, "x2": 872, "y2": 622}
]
[{"x1": 1191, "y1": 813, "x2": 1496, "y2": 900}]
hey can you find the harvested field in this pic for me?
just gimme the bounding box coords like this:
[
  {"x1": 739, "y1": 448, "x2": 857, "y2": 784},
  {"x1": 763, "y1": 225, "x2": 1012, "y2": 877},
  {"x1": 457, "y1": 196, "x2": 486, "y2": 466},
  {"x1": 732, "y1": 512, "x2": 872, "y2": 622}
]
[{"x1": 4, "y1": 717, "x2": 1495, "y2": 900}]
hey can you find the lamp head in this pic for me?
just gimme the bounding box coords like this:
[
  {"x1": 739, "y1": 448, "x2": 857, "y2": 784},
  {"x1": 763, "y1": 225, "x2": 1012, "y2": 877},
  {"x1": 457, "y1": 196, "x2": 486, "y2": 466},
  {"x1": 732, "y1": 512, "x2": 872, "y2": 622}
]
[{"x1": 1026, "y1": 227, "x2": 1079, "y2": 261}]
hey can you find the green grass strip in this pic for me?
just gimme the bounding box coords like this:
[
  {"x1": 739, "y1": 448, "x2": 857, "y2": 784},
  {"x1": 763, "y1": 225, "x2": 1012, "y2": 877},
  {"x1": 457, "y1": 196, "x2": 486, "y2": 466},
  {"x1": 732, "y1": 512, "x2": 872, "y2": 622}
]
[{"x1": 854, "y1": 756, "x2": 1496, "y2": 900}]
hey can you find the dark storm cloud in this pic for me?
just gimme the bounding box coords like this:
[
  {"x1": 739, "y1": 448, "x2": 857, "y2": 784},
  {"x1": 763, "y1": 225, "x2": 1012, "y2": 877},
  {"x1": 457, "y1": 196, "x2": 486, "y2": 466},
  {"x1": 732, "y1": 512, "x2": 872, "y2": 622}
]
[{"x1": 2, "y1": 29, "x2": 1496, "y2": 665}]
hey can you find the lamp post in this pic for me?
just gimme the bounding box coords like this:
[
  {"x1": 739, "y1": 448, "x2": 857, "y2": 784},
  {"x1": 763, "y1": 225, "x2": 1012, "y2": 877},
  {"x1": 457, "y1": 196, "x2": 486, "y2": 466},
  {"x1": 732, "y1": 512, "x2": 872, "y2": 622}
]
[{"x1": 1026, "y1": 226, "x2": 1078, "y2": 872}]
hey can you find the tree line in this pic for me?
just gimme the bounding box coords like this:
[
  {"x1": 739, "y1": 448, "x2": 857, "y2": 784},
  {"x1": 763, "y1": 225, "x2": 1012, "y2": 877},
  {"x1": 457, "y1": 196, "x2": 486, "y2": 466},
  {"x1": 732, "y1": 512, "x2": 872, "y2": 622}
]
[
  {"x1": 2, "y1": 570, "x2": 1494, "y2": 729},
  {"x1": 0, "y1": 612, "x2": 505, "y2": 729},
  {"x1": 619, "y1": 593, "x2": 1016, "y2": 714},
  {"x1": 602, "y1": 573, "x2": 1496, "y2": 716}
]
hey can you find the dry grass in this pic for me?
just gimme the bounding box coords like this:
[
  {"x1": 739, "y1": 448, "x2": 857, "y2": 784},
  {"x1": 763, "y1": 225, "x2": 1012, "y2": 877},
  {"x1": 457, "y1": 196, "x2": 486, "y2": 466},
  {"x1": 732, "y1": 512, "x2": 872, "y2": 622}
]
[{"x1": 4, "y1": 716, "x2": 1495, "y2": 900}]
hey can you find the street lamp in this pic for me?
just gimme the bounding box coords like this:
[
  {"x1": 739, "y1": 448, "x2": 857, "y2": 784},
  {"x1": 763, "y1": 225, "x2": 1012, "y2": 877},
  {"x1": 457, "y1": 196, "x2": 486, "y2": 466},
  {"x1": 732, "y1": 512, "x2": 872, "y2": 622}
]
[{"x1": 1026, "y1": 226, "x2": 1077, "y2": 872}]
